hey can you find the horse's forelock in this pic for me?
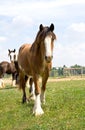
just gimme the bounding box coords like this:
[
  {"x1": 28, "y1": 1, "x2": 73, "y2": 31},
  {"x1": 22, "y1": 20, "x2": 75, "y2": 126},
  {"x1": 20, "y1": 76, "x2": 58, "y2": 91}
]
[{"x1": 34, "y1": 24, "x2": 56, "y2": 46}]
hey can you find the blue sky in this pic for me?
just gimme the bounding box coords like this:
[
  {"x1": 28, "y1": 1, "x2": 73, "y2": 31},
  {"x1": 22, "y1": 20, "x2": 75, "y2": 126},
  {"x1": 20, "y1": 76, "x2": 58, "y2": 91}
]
[{"x1": 0, "y1": 0, "x2": 85, "y2": 67}]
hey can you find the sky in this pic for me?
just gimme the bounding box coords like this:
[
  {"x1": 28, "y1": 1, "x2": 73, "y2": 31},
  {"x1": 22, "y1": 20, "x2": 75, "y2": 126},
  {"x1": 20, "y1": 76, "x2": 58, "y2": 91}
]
[{"x1": 0, "y1": 0, "x2": 85, "y2": 67}]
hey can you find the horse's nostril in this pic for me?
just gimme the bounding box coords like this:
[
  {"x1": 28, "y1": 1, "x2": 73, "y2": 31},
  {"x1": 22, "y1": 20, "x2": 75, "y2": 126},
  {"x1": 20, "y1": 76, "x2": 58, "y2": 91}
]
[
  {"x1": 45, "y1": 56, "x2": 47, "y2": 60},
  {"x1": 45, "y1": 56, "x2": 53, "y2": 63}
]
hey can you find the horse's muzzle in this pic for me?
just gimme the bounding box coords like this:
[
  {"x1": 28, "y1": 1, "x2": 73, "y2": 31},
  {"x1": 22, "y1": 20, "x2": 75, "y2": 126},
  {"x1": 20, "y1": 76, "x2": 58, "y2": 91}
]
[{"x1": 45, "y1": 56, "x2": 53, "y2": 63}]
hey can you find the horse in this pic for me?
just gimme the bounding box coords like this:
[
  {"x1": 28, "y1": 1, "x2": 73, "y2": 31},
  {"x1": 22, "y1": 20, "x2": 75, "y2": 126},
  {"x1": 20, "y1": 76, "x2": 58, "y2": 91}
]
[
  {"x1": 18, "y1": 23, "x2": 56, "y2": 116},
  {"x1": 0, "y1": 49, "x2": 18, "y2": 86},
  {"x1": 0, "y1": 61, "x2": 17, "y2": 86},
  {"x1": 8, "y1": 49, "x2": 19, "y2": 85},
  {"x1": 10, "y1": 50, "x2": 36, "y2": 99}
]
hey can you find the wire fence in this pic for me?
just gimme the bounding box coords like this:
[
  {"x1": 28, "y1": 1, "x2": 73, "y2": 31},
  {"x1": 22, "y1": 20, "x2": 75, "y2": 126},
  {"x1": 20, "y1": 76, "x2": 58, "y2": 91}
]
[{"x1": 50, "y1": 67, "x2": 85, "y2": 78}]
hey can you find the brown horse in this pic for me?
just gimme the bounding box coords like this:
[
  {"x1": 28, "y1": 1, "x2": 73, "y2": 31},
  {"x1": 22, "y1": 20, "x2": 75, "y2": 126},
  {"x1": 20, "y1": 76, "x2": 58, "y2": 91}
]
[
  {"x1": 18, "y1": 23, "x2": 56, "y2": 116},
  {"x1": 0, "y1": 61, "x2": 17, "y2": 86},
  {"x1": 8, "y1": 49, "x2": 19, "y2": 85}
]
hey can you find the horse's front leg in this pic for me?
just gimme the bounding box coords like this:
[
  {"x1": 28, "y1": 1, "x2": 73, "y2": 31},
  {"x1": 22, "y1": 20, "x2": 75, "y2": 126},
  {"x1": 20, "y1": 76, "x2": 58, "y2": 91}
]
[
  {"x1": 12, "y1": 73, "x2": 16, "y2": 86},
  {"x1": 41, "y1": 69, "x2": 49, "y2": 104},
  {"x1": 33, "y1": 76, "x2": 44, "y2": 116}
]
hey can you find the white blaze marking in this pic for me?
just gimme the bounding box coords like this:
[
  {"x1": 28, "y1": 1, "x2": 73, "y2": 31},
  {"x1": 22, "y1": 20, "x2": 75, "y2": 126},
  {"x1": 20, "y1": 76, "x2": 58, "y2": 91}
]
[
  {"x1": 10, "y1": 52, "x2": 17, "y2": 62},
  {"x1": 44, "y1": 36, "x2": 52, "y2": 57},
  {"x1": 10, "y1": 53, "x2": 14, "y2": 61}
]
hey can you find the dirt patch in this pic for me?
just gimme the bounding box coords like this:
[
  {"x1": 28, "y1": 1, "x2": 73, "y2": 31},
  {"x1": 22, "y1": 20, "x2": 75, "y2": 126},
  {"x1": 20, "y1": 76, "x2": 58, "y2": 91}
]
[
  {"x1": 3, "y1": 77, "x2": 12, "y2": 86},
  {"x1": 48, "y1": 77, "x2": 85, "y2": 82},
  {"x1": 2, "y1": 76, "x2": 85, "y2": 86}
]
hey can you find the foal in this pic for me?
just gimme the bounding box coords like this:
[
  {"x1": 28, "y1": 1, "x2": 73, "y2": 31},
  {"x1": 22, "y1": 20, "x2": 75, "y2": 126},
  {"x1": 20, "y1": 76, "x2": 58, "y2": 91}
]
[
  {"x1": 8, "y1": 49, "x2": 18, "y2": 86},
  {"x1": 18, "y1": 24, "x2": 56, "y2": 116}
]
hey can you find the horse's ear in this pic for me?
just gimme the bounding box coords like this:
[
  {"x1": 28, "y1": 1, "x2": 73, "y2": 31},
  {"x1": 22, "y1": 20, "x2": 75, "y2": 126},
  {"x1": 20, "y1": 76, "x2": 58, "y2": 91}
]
[
  {"x1": 8, "y1": 49, "x2": 10, "y2": 54},
  {"x1": 14, "y1": 49, "x2": 16, "y2": 52},
  {"x1": 39, "y1": 24, "x2": 43, "y2": 31},
  {"x1": 8, "y1": 49, "x2": 10, "y2": 56},
  {"x1": 50, "y1": 23, "x2": 54, "y2": 32}
]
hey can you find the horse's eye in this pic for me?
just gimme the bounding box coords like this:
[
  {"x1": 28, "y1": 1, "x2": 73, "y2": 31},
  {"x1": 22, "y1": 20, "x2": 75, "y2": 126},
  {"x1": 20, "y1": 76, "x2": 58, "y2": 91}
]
[{"x1": 52, "y1": 38, "x2": 54, "y2": 41}]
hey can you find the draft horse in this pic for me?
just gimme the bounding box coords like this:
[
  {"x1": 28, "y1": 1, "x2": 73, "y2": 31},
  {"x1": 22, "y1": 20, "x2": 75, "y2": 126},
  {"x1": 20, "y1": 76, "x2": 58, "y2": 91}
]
[{"x1": 18, "y1": 23, "x2": 56, "y2": 116}]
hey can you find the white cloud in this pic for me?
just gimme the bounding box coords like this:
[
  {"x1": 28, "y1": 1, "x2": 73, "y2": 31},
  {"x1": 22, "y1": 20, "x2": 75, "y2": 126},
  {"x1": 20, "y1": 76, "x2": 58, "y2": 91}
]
[
  {"x1": 53, "y1": 22, "x2": 85, "y2": 67},
  {"x1": 12, "y1": 16, "x2": 33, "y2": 27},
  {"x1": 0, "y1": 47, "x2": 9, "y2": 62},
  {"x1": 0, "y1": 0, "x2": 85, "y2": 67},
  {"x1": 0, "y1": 0, "x2": 85, "y2": 17},
  {"x1": 62, "y1": 22, "x2": 85, "y2": 45},
  {"x1": 58, "y1": 0, "x2": 85, "y2": 6},
  {"x1": 68, "y1": 23, "x2": 85, "y2": 33},
  {"x1": 53, "y1": 42, "x2": 85, "y2": 67},
  {"x1": 0, "y1": 36, "x2": 7, "y2": 43}
]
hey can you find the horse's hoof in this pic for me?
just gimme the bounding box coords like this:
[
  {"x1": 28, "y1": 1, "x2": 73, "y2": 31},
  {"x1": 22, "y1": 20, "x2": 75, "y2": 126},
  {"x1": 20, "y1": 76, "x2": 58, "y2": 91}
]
[
  {"x1": 33, "y1": 107, "x2": 44, "y2": 116},
  {"x1": 22, "y1": 98, "x2": 26, "y2": 103}
]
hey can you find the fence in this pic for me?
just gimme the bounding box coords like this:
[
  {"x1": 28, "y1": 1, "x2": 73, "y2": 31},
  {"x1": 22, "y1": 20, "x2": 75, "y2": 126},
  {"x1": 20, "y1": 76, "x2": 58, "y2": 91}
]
[
  {"x1": 50, "y1": 67, "x2": 84, "y2": 77},
  {"x1": 63, "y1": 68, "x2": 83, "y2": 77}
]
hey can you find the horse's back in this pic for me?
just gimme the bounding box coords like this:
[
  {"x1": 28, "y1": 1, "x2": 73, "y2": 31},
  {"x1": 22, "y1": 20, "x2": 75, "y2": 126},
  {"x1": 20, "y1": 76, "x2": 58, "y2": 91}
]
[
  {"x1": 19, "y1": 44, "x2": 31, "y2": 53},
  {"x1": 0, "y1": 61, "x2": 9, "y2": 66},
  {"x1": 0, "y1": 61, "x2": 16, "y2": 74},
  {"x1": 18, "y1": 43, "x2": 32, "y2": 74}
]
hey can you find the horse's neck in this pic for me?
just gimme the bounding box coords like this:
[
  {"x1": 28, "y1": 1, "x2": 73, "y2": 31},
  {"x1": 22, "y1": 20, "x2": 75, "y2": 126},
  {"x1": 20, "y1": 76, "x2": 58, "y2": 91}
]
[
  {"x1": 31, "y1": 42, "x2": 45, "y2": 65},
  {"x1": 9, "y1": 62, "x2": 14, "y2": 70}
]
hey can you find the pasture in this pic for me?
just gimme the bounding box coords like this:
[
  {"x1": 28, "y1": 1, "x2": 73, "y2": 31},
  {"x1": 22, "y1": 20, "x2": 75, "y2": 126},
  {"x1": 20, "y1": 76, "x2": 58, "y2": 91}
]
[{"x1": 0, "y1": 78, "x2": 85, "y2": 130}]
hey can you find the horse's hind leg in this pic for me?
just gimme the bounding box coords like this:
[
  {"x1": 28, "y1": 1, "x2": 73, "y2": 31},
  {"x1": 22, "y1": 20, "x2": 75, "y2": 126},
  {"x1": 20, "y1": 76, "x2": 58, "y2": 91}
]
[{"x1": 19, "y1": 73, "x2": 27, "y2": 103}]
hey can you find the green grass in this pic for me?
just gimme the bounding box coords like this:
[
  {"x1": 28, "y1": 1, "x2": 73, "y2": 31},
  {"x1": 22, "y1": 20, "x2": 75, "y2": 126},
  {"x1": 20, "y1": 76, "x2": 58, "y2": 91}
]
[{"x1": 0, "y1": 80, "x2": 85, "y2": 130}]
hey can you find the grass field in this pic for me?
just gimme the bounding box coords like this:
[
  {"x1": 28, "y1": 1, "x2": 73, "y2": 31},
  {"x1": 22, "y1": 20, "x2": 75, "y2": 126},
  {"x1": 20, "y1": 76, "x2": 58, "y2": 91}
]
[{"x1": 0, "y1": 79, "x2": 85, "y2": 130}]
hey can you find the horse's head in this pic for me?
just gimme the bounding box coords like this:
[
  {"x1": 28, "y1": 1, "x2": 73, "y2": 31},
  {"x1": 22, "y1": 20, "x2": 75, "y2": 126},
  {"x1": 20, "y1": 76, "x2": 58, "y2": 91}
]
[
  {"x1": 37, "y1": 23, "x2": 56, "y2": 63},
  {"x1": 8, "y1": 49, "x2": 17, "y2": 62}
]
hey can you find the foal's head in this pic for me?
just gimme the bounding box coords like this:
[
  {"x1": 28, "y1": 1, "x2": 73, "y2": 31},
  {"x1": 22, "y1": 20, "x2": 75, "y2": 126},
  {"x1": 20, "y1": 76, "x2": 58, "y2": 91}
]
[
  {"x1": 36, "y1": 23, "x2": 56, "y2": 63},
  {"x1": 8, "y1": 49, "x2": 17, "y2": 62}
]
